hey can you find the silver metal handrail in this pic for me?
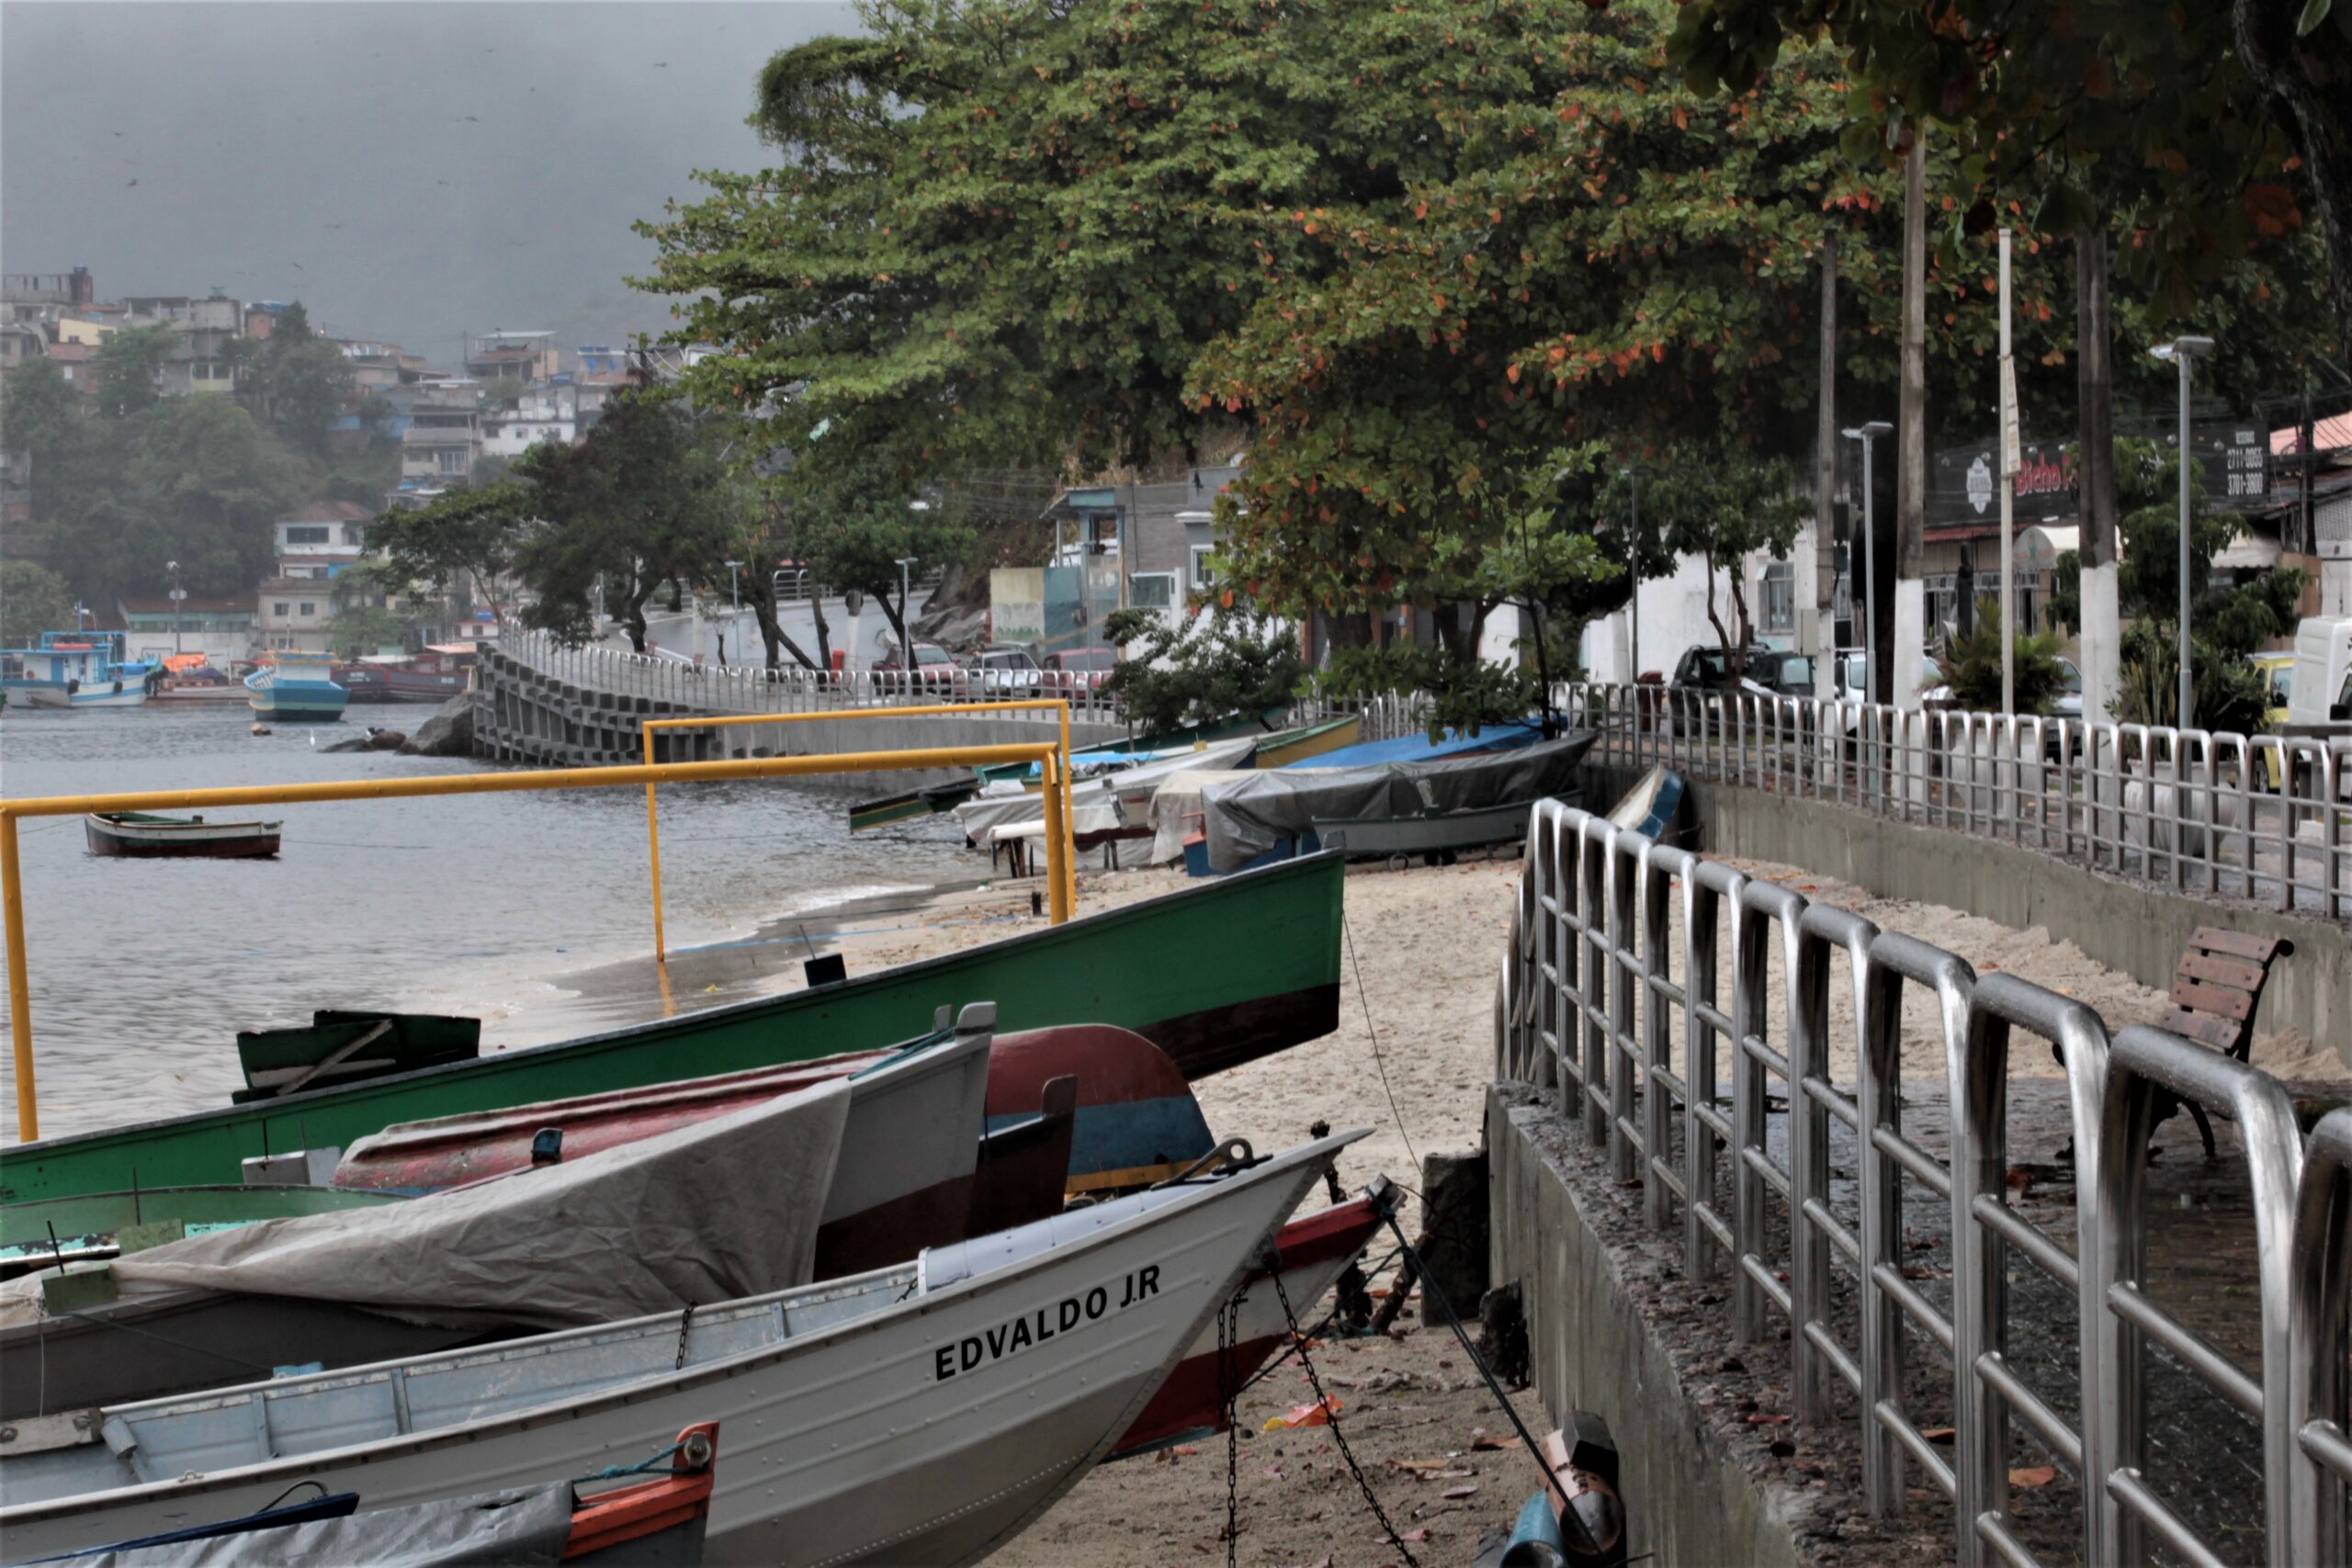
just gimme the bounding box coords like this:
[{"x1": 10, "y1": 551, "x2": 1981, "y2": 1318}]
[
  {"x1": 1565, "y1": 682, "x2": 2348, "y2": 923},
  {"x1": 1498, "y1": 798, "x2": 2350, "y2": 1568}
]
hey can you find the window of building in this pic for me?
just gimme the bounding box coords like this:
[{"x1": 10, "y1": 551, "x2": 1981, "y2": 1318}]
[
  {"x1": 342, "y1": 524, "x2": 364, "y2": 545},
  {"x1": 284, "y1": 525, "x2": 330, "y2": 545},
  {"x1": 1129, "y1": 572, "x2": 1177, "y2": 610},
  {"x1": 298, "y1": 603, "x2": 316, "y2": 617},
  {"x1": 1759, "y1": 561, "x2": 1795, "y2": 636},
  {"x1": 436, "y1": 449, "x2": 468, "y2": 474},
  {"x1": 273, "y1": 602, "x2": 290, "y2": 617},
  {"x1": 1189, "y1": 546, "x2": 1216, "y2": 589}
]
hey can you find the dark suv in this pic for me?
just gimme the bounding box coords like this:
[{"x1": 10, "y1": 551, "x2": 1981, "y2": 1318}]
[{"x1": 1665, "y1": 646, "x2": 1815, "y2": 736}]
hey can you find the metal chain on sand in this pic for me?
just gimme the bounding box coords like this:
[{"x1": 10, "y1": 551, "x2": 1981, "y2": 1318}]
[{"x1": 1270, "y1": 1267, "x2": 1420, "y2": 1568}]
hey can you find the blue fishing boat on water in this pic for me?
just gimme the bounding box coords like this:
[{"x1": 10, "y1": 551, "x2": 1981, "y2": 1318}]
[
  {"x1": 245, "y1": 652, "x2": 348, "y2": 720},
  {"x1": 0, "y1": 631, "x2": 156, "y2": 709}
]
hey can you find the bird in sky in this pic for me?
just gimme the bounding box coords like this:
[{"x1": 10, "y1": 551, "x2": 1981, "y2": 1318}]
[
  {"x1": 125, "y1": 178, "x2": 138, "y2": 186},
  {"x1": 463, "y1": 115, "x2": 481, "y2": 122},
  {"x1": 109, "y1": 130, "x2": 124, "y2": 138},
  {"x1": 653, "y1": 61, "x2": 668, "y2": 68}
]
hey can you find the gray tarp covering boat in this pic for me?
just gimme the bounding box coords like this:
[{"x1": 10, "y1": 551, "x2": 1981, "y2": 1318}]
[
  {"x1": 0, "y1": 1079, "x2": 851, "y2": 1334},
  {"x1": 1199, "y1": 732, "x2": 1596, "y2": 871},
  {"x1": 57, "y1": 1483, "x2": 575, "y2": 1568}
]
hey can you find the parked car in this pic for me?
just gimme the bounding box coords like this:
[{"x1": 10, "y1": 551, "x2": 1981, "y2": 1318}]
[
  {"x1": 1039, "y1": 647, "x2": 1118, "y2": 698},
  {"x1": 1833, "y1": 649, "x2": 1951, "y2": 709},
  {"x1": 873, "y1": 642, "x2": 968, "y2": 699},
  {"x1": 966, "y1": 647, "x2": 1046, "y2": 701}
]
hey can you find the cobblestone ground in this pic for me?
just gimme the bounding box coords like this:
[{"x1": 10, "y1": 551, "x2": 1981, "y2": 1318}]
[{"x1": 1506, "y1": 1075, "x2": 2346, "y2": 1566}]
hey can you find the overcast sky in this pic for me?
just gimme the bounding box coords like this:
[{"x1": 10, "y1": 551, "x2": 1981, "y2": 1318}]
[{"x1": 1, "y1": 2, "x2": 856, "y2": 367}]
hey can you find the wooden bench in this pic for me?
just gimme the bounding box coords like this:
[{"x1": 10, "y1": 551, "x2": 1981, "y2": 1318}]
[{"x1": 2151, "y1": 927, "x2": 2294, "y2": 1159}]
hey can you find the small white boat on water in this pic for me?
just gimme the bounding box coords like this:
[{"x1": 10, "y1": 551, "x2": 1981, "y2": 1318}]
[{"x1": 0, "y1": 1131, "x2": 1363, "y2": 1566}]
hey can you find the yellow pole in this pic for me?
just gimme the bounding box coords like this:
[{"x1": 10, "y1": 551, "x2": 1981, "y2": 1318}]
[
  {"x1": 2, "y1": 815, "x2": 34, "y2": 1144},
  {"x1": 642, "y1": 725, "x2": 667, "y2": 962},
  {"x1": 1038, "y1": 750, "x2": 1070, "y2": 923},
  {"x1": 1057, "y1": 704, "x2": 1079, "y2": 919}
]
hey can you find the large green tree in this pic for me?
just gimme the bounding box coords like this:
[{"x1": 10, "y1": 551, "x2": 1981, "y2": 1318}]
[
  {"x1": 513, "y1": 390, "x2": 750, "y2": 651},
  {"x1": 0, "y1": 561, "x2": 75, "y2": 647},
  {"x1": 43, "y1": 397, "x2": 298, "y2": 604},
  {"x1": 92, "y1": 326, "x2": 177, "y2": 420},
  {"x1": 240, "y1": 303, "x2": 356, "y2": 449},
  {"x1": 368, "y1": 480, "x2": 534, "y2": 622}
]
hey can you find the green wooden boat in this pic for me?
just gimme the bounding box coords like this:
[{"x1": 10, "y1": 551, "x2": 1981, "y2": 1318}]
[
  {"x1": 0, "y1": 853, "x2": 1344, "y2": 1207},
  {"x1": 233, "y1": 1011, "x2": 481, "y2": 1101}
]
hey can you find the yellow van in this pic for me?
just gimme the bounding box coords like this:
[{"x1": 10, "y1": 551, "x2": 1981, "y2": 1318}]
[{"x1": 2249, "y1": 650, "x2": 2294, "y2": 787}]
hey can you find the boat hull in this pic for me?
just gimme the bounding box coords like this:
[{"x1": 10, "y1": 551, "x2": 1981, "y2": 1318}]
[
  {"x1": 0, "y1": 854, "x2": 1344, "y2": 1206},
  {"x1": 19, "y1": 685, "x2": 150, "y2": 709},
  {"x1": 0, "y1": 1142, "x2": 1343, "y2": 1567},
  {"x1": 85, "y1": 815, "x2": 281, "y2": 860}
]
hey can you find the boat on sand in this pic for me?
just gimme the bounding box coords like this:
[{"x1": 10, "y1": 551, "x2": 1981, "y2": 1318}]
[{"x1": 0, "y1": 1132, "x2": 1363, "y2": 1567}]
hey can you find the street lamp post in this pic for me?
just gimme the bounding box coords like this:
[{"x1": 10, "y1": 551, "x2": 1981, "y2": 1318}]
[
  {"x1": 1842, "y1": 422, "x2": 1894, "y2": 705},
  {"x1": 2150, "y1": 335, "x2": 2212, "y2": 730},
  {"x1": 725, "y1": 559, "x2": 741, "y2": 616},
  {"x1": 166, "y1": 559, "x2": 185, "y2": 656},
  {"x1": 895, "y1": 556, "x2": 918, "y2": 637}
]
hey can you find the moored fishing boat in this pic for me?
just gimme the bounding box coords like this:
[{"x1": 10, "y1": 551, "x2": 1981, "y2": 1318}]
[
  {"x1": 84, "y1": 812, "x2": 283, "y2": 861},
  {"x1": 0, "y1": 1134, "x2": 1362, "y2": 1567},
  {"x1": 0, "y1": 633, "x2": 156, "y2": 710},
  {"x1": 243, "y1": 653, "x2": 346, "y2": 721},
  {"x1": 0, "y1": 853, "x2": 1344, "y2": 1207}
]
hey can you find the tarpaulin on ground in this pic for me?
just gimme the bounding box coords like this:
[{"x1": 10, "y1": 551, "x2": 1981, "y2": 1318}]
[{"x1": 1199, "y1": 732, "x2": 1594, "y2": 871}]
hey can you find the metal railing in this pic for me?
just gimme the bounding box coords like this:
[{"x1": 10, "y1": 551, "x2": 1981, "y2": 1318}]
[
  {"x1": 1498, "y1": 799, "x2": 2352, "y2": 1568},
  {"x1": 1556, "y1": 683, "x2": 2350, "y2": 923}
]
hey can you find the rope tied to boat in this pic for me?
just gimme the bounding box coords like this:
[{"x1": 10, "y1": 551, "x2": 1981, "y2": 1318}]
[{"x1": 573, "y1": 1438, "x2": 686, "y2": 1484}]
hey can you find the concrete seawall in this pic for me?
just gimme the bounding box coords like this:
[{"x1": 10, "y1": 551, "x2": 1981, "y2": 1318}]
[
  {"x1": 1487, "y1": 1085, "x2": 1828, "y2": 1566},
  {"x1": 1587, "y1": 758, "x2": 2348, "y2": 1058},
  {"x1": 471, "y1": 642, "x2": 1126, "y2": 791}
]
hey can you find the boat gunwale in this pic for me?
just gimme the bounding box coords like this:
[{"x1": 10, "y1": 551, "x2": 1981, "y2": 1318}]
[
  {"x1": 1, "y1": 1139, "x2": 1356, "y2": 1527},
  {"x1": 3, "y1": 852, "x2": 1343, "y2": 1161}
]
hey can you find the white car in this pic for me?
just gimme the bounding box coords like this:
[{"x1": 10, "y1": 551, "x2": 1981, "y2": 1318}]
[
  {"x1": 1833, "y1": 649, "x2": 1951, "y2": 710},
  {"x1": 965, "y1": 648, "x2": 1045, "y2": 701}
]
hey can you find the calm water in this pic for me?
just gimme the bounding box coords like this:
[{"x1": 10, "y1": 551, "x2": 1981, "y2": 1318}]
[{"x1": 0, "y1": 704, "x2": 981, "y2": 1138}]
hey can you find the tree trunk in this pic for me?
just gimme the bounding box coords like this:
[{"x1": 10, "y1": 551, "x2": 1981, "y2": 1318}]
[
  {"x1": 810, "y1": 587, "x2": 834, "y2": 671},
  {"x1": 2076, "y1": 226, "x2": 2120, "y2": 724},
  {"x1": 1893, "y1": 134, "x2": 1928, "y2": 710},
  {"x1": 878, "y1": 588, "x2": 910, "y2": 659},
  {"x1": 1814, "y1": 230, "x2": 1838, "y2": 699}
]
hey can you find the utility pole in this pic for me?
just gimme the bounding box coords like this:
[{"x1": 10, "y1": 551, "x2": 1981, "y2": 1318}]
[
  {"x1": 1893, "y1": 135, "x2": 1928, "y2": 712},
  {"x1": 2151, "y1": 335, "x2": 2213, "y2": 729},
  {"x1": 167, "y1": 559, "x2": 185, "y2": 657},
  {"x1": 1814, "y1": 231, "x2": 1838, "y2": 701}
]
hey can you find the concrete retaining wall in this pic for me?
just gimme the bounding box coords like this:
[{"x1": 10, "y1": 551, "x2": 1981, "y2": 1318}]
[
  {"x1": 1587, "y1": 759, "x2": 2348, "y2": 1058},
  {"x1": 471, "y1": 645, "x2": 1125, "y2": 791},
  {"x1": 1487, "y1": 1086, "x2": 1821, "y2": 1567}
]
